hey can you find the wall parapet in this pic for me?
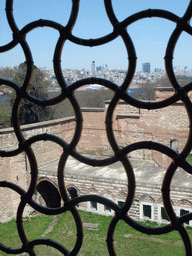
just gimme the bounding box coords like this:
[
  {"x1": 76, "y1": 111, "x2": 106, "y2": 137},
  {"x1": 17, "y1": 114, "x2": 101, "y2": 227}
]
[
  {"x1": 116, "y1": 114, "x2": 140, "y2": 119},
  {"x1": 0, "y1": 116, "x2": 76, "y2": 134},
  {"x1": 81, "y1": 107, "x2": 105, "y2": 112}
]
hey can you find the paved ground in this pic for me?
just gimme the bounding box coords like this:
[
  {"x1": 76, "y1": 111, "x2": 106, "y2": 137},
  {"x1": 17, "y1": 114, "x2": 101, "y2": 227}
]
[{"x1": 39, "y1": 155, "x2": 192, "y2": 188}]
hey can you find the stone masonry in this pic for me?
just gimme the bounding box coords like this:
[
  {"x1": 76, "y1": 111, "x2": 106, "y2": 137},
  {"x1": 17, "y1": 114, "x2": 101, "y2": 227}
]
[{"x1": 0, "y1": 87, "x2": 192, "y2": 223}]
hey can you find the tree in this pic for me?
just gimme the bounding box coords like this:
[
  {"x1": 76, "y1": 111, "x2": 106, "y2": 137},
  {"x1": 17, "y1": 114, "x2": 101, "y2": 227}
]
[
  {"x1": 0, "y1": 99, "x2": 11, "y2": 128},
  {"x1": 74, "y1": 88, "x2": 114, "y2": 109},
  {"x1": 156, "y1": 75, "x2": 192, "y2": 87},
  {"x1": 51, "y1": 88, "x2": 114, "y2": 120},
  {"x1": 0, "y1": 65, "x2": 116, "y2": 126},
  {"x1": 0, "y1": 66, "x2": 18, "y2": 82},
  {"x1": 130, "y1": 74, "x2": 192, "y2": 101},
  {"x1": 131, "y1": 82, "x2": 155, "y2": 101},
  {"x1": 0, "y1": 63, "x2": 54, "y2": 125},
  {"x1": 16, "y1": 63, "x2": 54, "y2": 124}
]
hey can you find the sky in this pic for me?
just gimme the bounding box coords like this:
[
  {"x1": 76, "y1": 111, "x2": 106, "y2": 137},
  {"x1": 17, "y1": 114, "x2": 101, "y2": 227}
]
[{"x1": 1, "y1": 0, "x2": 192, "y2": 71}]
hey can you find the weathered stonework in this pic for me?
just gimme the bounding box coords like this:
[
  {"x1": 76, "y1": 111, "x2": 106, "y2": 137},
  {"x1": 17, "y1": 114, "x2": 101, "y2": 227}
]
[
  {"x1": 0, "y1": 117, "x2": 75, "y2": 222},
  {"x1": 36, "y1": 169, "x2": 192, "y2": 225},
  {"x1": 1, "y1": 88, "x2": 192, "y2": 223}
]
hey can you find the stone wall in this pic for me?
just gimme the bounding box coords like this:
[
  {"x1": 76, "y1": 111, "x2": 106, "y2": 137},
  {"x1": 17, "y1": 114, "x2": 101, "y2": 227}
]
[
  {"x1": 114, "y1": 102, "x2": 189, "y2": 166},
  {"x1": 0, "y1": 117, "x2": 75, "y2": 222},
  {"x1": 77, "y1": 89, "x2": 190, "y2": 167},
  {"x1": 71, "y1": 176, "x2": 192, "y2": 224},
  {"x1": 38, "y1": 172, "x2": 192, "y2": 225},
  {"x1": 1, "y1": 87, "x2": 191, "y2": 222}
]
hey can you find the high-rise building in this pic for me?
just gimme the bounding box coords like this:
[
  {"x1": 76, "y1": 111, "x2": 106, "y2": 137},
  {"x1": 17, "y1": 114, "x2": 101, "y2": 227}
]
[
  {"x1": 91, "y1": 61, "x2": 96, "y2": 72},
  {"x1": 154, "y1": 68, "x2": 161, "y2": 73},
  {"x1": 103, "y1": 64, "x2": 108, "y2": 71},
  {"x1": 142, "y1": 62, "x2": 151, "y2": 73},
  {"x1": 97, "y1": 66, "x2": 102, "y2": 71}
]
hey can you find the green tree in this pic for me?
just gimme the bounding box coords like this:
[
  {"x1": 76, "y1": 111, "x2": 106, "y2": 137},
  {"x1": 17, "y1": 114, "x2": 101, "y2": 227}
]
[
  {"x1": 1, "y1": 65, "x2": 115, "y2": 126},
  {"x1": 15, "y1": 63, "x2": 54, "y2": 124},
  {"x1": 0, "y1": 99, "x2": 11, "y2": 128},
  {"x1": 0, "y1": 63, "x2": 54, "y2": 125}
]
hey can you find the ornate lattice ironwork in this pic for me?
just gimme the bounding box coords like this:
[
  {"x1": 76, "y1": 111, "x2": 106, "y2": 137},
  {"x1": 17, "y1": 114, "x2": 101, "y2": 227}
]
[{"x1": 1, "y1": 0, "x2": 192, "y2": 255}]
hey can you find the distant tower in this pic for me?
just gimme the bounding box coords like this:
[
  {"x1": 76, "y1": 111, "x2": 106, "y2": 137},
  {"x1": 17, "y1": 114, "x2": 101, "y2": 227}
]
[
  {"x1": 142, "y1": 63, "x2": 151, "y2": 73},
  {"x1": 91, "y1": 61, "x2": 96, "y2": 72},
  {"x1": 103, "y1": 64, "x2": 108, "y2": 71}
]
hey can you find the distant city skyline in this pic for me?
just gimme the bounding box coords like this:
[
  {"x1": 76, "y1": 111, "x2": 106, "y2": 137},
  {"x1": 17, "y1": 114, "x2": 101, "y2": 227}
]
[{"x1": 1, "y1": 0, "x2": 192, "y2": 71}]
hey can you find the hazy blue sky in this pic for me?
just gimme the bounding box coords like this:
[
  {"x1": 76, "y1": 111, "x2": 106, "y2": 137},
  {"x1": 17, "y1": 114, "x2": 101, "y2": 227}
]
[{"x1": 1, "y1": 0, "x2": 192, "y2": 71}]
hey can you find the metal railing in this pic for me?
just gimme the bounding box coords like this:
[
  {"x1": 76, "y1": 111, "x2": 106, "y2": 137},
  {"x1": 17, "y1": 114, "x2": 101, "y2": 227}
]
[{"x1": 1, "y1": 0, "x2": 192, "y2": 255}]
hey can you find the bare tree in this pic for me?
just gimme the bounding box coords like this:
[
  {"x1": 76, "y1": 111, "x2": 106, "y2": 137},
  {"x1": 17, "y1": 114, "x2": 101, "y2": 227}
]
[{"x1": 131, "y1": 82, "x2": 155, "y2": 101}]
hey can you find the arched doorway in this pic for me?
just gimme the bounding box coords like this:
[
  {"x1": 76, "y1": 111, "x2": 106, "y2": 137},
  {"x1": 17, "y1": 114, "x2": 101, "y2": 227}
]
[
  {"x1": 37, "y1": 180, "x2": 61, "y2": 208},
  {"x1": 67, "y1": 187, "x2": 78, "y2": 199},
  {"x1": 67, "y1": 187, "x2": 78, "y2": 207}
]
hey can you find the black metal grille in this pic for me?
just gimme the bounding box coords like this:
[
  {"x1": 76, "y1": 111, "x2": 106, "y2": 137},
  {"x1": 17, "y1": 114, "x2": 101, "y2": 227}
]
[{"x1": 1, "y1": 0, "x2": 192, "y2": 255}]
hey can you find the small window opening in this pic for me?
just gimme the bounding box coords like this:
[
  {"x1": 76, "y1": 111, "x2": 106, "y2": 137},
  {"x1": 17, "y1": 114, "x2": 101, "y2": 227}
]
[
  {"x1": 67, "y1": 187, "x2": 78, "y2": 207},
  {"x1": 118, "y1": 201, "x2": 124, "y2": 208},
  {"x1": 104, "y1": 205, "x2": 111, "y2": 212},
  {"x1": 161, "y1": 207, "x2": 169, "y2": 221},
  {"x1": 91, "y1": 201, "x2": 97, "y2": 210},
  {"x1": 143, "y1": 204, "x2": 151, "y2": 219},
  {"x1": 180, "y1": 209, "x2": 190, "y2": 225}
]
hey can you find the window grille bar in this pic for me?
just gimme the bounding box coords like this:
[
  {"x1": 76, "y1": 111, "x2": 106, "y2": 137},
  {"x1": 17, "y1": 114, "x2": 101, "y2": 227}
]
[{"x1": 1, "y1": 0, "x2": 192, "y2": 255}]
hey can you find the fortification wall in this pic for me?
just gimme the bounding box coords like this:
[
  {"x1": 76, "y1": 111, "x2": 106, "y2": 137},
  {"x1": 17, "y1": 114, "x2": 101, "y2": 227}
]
[
  {"x1": 1, "y1": 88, "x2": 191, "y2": 222},
  {"x1": 77, "y1": 92, "x2": 189, "y2": 167},
  {"x1": 0, "y1": 117, "x2": 75, "y2": 222}
]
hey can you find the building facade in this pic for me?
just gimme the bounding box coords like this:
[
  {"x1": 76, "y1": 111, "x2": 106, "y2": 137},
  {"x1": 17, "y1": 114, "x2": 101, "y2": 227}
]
[
  {"x1": 142, "y1": 62, "x2": 151, "y2": 73},
  {"x1": 91, "y1": 61, "x2": 96, "y2": 72}
]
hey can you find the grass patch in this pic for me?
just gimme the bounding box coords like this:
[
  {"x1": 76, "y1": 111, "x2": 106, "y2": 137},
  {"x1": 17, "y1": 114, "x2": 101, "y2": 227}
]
[
  {"x1": 187, "y1": 154, "x2": 192, "y2": 165},
  {"x1": 0, "y1": 211, "x2": 190, "y2": 255},
  {"x1": 0, "y1": 215, "x2": 54, "y2": 255}
]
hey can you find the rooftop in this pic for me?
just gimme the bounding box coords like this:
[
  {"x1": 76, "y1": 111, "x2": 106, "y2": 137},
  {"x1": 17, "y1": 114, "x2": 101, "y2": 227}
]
[{"x1": 39, "y1": 156, "x2": 192, "y2": 191}]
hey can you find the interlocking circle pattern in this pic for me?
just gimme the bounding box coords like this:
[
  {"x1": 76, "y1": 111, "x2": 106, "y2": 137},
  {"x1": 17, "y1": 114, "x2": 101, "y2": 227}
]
[{"x1": 1, "y1": 0, "x2": 192, "y2": 255}]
